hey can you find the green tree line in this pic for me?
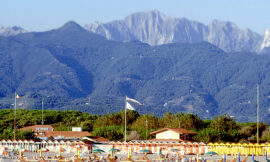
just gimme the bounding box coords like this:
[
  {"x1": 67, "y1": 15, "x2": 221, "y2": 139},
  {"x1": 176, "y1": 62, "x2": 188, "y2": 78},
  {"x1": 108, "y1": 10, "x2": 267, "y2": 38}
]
[{"x1": 0, "y1": 109, "x2": 269, "y2": 143}]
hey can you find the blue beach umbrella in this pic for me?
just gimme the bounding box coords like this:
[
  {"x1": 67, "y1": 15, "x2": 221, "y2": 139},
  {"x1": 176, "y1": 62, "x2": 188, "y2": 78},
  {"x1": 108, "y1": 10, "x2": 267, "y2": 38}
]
[
  {"x1": 92, "y1": 149, "x2": 105, "y2": 153},
  {"x1": 140, "y1": 149, "x2": 151, "y2": 154},
  {"x1": 205, "y1": 151, "x2": 218, "y2": 155},
  {"x1": 109, "y1": 148, "x2": 120, "y2": 152}
]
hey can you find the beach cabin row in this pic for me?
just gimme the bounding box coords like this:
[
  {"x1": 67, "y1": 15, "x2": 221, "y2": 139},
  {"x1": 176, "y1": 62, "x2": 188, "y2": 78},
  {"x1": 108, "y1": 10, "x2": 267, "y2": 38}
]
[
  {"x1": 208, "y1": 142, "x2": 270, "y2": 156},
  {"x1": 111, "y1": 141, "x2": 207, "y2": 155},
  {"x1": 0, "y1": 140, "x2": 89, "y2": 153}
]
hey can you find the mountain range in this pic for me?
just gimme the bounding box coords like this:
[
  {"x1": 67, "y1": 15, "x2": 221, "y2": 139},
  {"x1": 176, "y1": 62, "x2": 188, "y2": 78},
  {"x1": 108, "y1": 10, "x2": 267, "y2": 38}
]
[
  {"x1": 0, "y1": 12, "x2": 270, "y2": 123},
  {"x1": 2, "y1": 11, "x2": 270, "y2": 53},
  {"x1": 84, "y1": 10, "x2": 269, "y2": 53},
  {"x1": 0, "y1": 26, "x2": 27, "y2": 37}
]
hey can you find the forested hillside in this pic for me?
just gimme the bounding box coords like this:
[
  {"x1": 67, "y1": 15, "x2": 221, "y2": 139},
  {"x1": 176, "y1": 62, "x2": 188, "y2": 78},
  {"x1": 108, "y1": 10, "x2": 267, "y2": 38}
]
[{"x1": 0, "y1": 21, "x2": 270, "y2": 122}]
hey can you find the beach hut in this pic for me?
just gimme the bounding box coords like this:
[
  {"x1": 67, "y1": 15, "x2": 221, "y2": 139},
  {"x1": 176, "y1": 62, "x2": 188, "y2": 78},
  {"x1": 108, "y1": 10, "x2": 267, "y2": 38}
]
[
  {"x1": 60, "y1": 140, "x2": 66, "y2": 148},
  {"x1": 260, "y1": 143, "x2": 268, "y2": 156},
  {"x1": 234, "y1": 143, "x2": 242, "y2": 155},
  {"x1": 231, "y1": 143, "x2": 238, "y2": 155},
  {"x1": 18, "y1": 140, "x2": 23, "y2": 150},
  {"x1": 266, "y1": 143, "x2": 270, "y2": 156},
  {"x1": 134, "y1": 141, "x2": 140, "y2": 153},
  {"x1": 22, "y1": 140, "x2": 28, "y2": 151},
  {"x1": 256, "y1": 143, "x2": 262, "y2": 155},
  {"x1": 241, "y1": 143, "x2": 248, "y2": 156},
  {"x1": 12, "y1": 140, "x2": 18, "y2": 151},
  {"x1": 247, "y1": 143, "x2": 254, "y2": 155},
  {"x1": 216, "y1": 143, "x2": 224, "y2": 154},
  {"x1": 198, "y1": 142, "x2": 204, "y2": 155},
  {"x1": 207, "y1": 143, "x2": 214, "y2": 153},
  {"x1": 41, "y1": 140, "x2": 47, "y2": 150},
  {"x1": 223, "y1": 143, "x2": 230, "y2": 155},
  {"x1": 192, "y1": 142, "x2": 198, "y2": 154},
  {"x1": 28, "y1": 140, "x2": 35, "y2": 152},
  {"x1": 7, "y1": 140, "x2": 13, "y2": 151}
]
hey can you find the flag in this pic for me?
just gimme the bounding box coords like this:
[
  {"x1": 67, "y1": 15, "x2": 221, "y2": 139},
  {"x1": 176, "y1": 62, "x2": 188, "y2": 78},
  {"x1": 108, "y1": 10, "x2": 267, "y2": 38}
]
[
  {"x1": 126, "y1": 97, "x2": 143, "y2": 105},
  {"x1": 126, "y1": 102, "x2": 135, "y2": 110},
  {"x1": 16, "y1": 94, "x2": 21, "y2": 99},
  {"x1": 125, "y1": 97, "x2": 143, "y2": 110}
]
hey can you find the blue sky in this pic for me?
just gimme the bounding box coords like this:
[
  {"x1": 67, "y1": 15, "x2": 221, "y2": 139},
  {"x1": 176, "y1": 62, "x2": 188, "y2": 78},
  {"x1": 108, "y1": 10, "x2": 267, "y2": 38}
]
[{"x1": 0, "y1": 0, "x2": 269, "y2": 34}]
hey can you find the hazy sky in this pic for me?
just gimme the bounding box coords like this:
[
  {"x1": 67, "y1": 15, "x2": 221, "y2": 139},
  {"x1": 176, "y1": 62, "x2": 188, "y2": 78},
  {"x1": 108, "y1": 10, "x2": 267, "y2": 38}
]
[{"x1": 0, "y1": 0, "x2": 269, "y2": 34}]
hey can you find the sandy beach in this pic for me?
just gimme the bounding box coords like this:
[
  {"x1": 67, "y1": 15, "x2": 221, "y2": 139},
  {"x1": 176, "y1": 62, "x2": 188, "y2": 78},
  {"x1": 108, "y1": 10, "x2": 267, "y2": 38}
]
[{"x1": 0, "y1": 151, "x2": 269, "y2": 162}]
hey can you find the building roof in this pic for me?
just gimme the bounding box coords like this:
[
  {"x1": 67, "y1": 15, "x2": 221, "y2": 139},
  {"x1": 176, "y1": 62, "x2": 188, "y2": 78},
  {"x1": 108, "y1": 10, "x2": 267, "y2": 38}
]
[
  {"x1": 150, "y1": 128, "x2": 196, "y2": 135},
  {"x1": 82, "y1": 136, "x2": 111, "y2": 143},
  {"x1": 37, "y1": 131, "x2": 90, "y2": 139},
  {"x1": 20, "y1": 125, "x2": 54, "y2": 132},
  {"x1": 149, "y1": 138, "x2": 187, "y2": 142}
]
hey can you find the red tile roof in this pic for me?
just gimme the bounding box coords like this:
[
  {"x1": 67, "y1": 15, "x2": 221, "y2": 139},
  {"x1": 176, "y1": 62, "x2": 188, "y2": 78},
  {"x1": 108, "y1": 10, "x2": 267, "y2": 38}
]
[
  {"x1": 20, "y1": 125, "x2": 54, "y2": 132},
  {"x1": 37, "y1": 131, "x2": 90, "y2": 138},
  {"x1": 150, "y1": 128, "x2": 196, "y2": 135},
  {"x1": 149, "y1": 138, "x2": 192, "y2": 142},
  {"x1": 83, "y1": 136, "x2": 111, "y2": 143}
]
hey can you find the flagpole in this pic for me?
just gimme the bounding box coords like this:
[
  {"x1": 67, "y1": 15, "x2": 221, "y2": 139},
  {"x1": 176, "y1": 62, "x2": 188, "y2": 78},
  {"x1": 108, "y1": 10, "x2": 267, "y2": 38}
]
[
  {"x1": 14, "y1": 92, "x2": 17, "y2": 140},
  {"x1": 41, "y1": 98, "x2": 44, "y2": 125},
  {"x1": 124, "y1": 96, "x2": 127, "y2": 143},
  {"x1": 257, "y1": 84, "x2": 259, "y2": 144}
]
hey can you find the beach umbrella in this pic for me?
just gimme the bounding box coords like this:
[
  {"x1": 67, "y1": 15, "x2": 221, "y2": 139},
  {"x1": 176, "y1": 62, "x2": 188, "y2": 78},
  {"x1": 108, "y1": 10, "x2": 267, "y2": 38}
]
[
  {"x1": 109, "y1": 148, "x2": 120, "y2": 152},
  {"x1": 39, "y1": 149, "x2": 42, "y2": 158},
  {"x1": 128, "y1": 148, "x2": 132, "y2": 159},
  {"x1": 59, "y1": 147, "x2": 62, "y2": 157},
  {"x1": 109, "y1": 148, "x2": 120, "y2": 158},
  {"x1": 158, "y1": 148, "x2": 162, "y2": 155},
  {"x1": 171, "y1": 148, "x2": 180, "y2": 152},
  {"x1": 205, "y1": 151, "x2": 217, "y2": 155},
  {"x1": 19, "y1": 149, "x2": 22, "y2": 159},
  {"x1": 2, "y1": 150, "x2": 8, "y2": 155},
  {"x1": 60, "y1": 147, "x2": 65, "y2": 152},
  {"x1": 92, "y1": 148, "x2": 105, "y2": 153},
  {"x1": 140, "y1": 149, "x2": 151, "y2": 154}
]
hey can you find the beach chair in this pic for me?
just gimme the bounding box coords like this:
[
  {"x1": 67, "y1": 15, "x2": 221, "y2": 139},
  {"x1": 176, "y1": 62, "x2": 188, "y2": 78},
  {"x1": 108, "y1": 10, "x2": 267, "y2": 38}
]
[
  {"x1": 231, "y1": 158, "x2": 236, "y2": 162},
  {"x1": 241, "y1": 157, "x2": 247, "y2": 162}
]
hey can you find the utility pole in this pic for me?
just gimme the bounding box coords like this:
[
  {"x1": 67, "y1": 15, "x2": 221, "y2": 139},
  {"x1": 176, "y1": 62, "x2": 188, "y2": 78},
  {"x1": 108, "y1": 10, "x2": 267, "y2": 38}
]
[
  {"x1": 146, "y1": 119, "x2": 148, "y2": 140},
  {"x1": 124, "y1": 96, "x2": 127, "y2": 143},
  {"x1": 14, "y1": 92, "x2": 17, "y2": 140},
  {"x1": 41, "y1": 98, "x2": 44, "y2": 125},
  {"x1": 178, "y1": 117, "x2": 181, "y2": 128},
  {"x1": 257, "y1": 84, "x2": 259, "y2": 144}
]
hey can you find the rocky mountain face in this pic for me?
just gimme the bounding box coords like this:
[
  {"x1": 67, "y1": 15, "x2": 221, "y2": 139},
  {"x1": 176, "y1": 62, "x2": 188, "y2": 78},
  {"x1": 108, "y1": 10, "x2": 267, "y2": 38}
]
[
  {"x1": 85, "y1": 10, "x2": 267, "y2": 53},
  {"x1": 0, "y1": 26, "x2": 27, "y2": 36},
  {"x1": 261, "y1": 29, "x2": 270, "y2": 50}
]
